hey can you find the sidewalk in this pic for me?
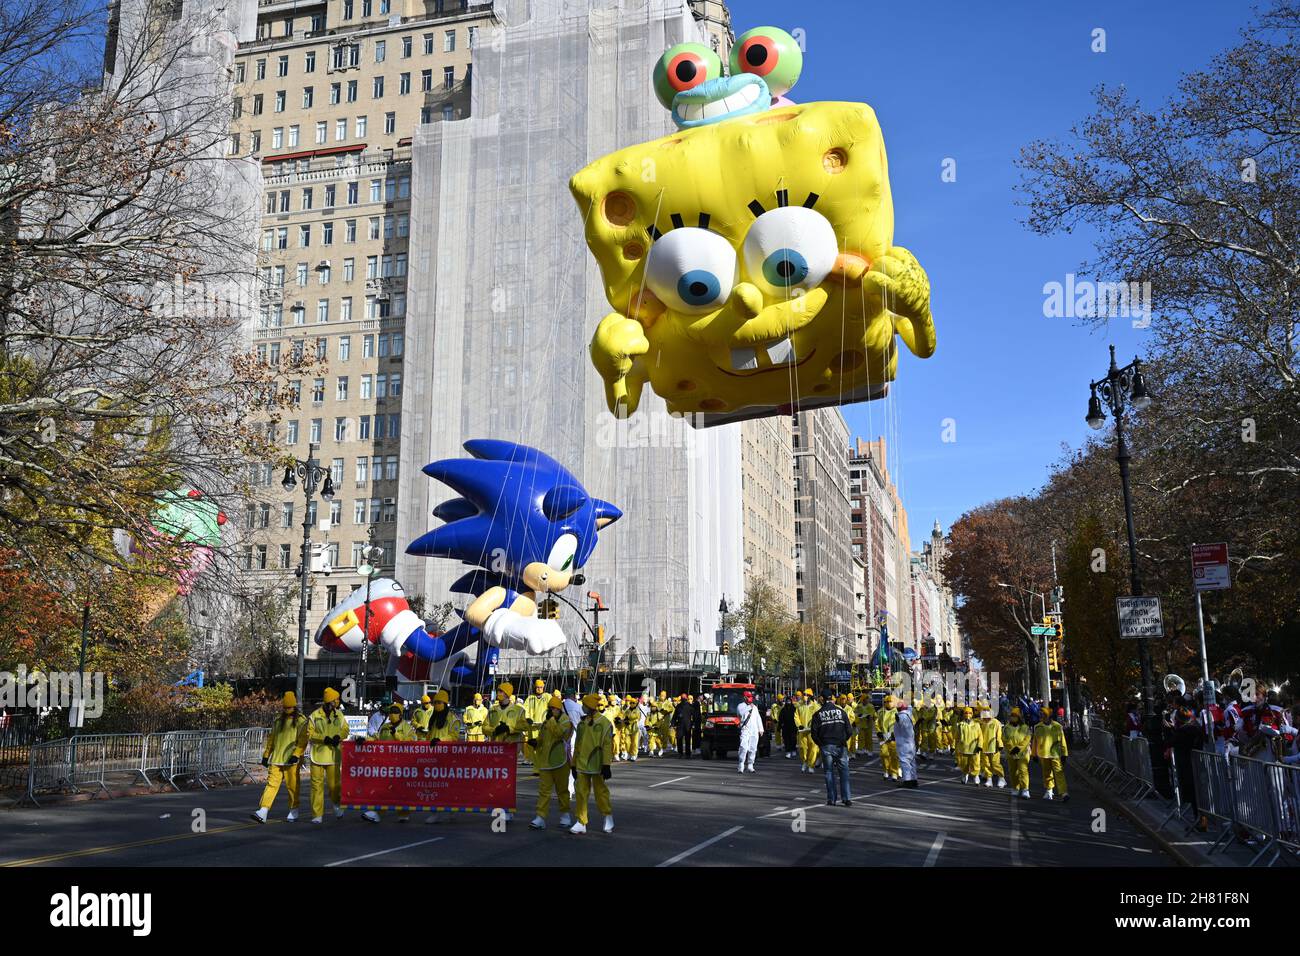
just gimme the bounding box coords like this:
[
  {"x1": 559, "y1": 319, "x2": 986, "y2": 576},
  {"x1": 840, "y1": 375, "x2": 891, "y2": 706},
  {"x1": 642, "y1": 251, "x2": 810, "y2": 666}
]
[{"x1": 1076, "y1": 749, "x2": 1292, "y2": 868}]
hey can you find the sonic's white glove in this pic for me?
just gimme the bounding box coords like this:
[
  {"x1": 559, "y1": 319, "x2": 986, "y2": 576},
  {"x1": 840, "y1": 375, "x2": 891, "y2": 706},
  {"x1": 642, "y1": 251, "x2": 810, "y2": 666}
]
[{"x1": 481, "y1": 609, "x2": 566, "y2": 654}]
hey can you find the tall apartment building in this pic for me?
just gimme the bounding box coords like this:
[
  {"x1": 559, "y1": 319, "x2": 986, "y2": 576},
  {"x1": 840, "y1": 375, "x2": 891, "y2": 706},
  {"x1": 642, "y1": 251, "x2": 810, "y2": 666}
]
[
  {"x1": 849, "y1": 436, "x2": 907, "y2": 658},
  {"x1": 741, "y1": 416, "x2": 797, "y2": 610},
  {"x1": 917, "y1": 520, "x2": 961, "y2": 659},
  {"x1": 227, "y1": 0, "x2": 493, "y2": 648},
  {"x1": 792, "y1": 408, "x2": 856, "y2": 661},
  {"x1": 394, "y1": 0, "x2": 746, "y2": 679}
]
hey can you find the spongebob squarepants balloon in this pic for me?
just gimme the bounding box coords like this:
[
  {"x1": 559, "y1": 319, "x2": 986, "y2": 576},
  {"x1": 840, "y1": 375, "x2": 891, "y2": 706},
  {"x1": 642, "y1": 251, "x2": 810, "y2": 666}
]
[{"x1": 570, "y1": 26, "x2": 936, "y2": 426}]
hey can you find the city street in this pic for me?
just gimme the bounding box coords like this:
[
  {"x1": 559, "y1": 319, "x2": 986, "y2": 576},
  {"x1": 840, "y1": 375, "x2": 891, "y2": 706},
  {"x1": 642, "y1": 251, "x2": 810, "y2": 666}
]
[{"x1": 0, "y1": 752, "x2": 1170, "y2": 868}]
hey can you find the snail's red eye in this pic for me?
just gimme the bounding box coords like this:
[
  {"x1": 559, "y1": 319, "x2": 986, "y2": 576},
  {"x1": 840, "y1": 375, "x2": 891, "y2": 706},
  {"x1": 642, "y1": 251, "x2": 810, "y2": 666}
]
[
  {"x1": 737, "y1": 35, "x2": 779, "y2": 77},
  {"x1": 666, "y1": 51, "x2": 709, "y2": 92},
  {"x1": 216, "y1": 512, "x2": 228, "y2": 525}
]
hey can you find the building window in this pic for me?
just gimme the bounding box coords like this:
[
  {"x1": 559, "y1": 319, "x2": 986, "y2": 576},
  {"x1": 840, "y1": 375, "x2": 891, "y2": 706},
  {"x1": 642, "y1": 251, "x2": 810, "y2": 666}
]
[
  {"x1": 444, "y1": 29, "x2": 456, "y2": 52},
  {"x1": 444, "y1": 66, "x2": 455, "y2": 89},
  {"x1": 304, "y1": 50, "x2": 316, "y2": 72},
  {"x1": 420, "y1": 69, "x2": 432, "y2": 92},
  {"x1": 334, "y1": 417, "x2": 348, "y2": 441},
  {"x1": 277, "y1": 55, "x2": 288, "y2": 77},
  {"x1": 372, "y1": 75, "x2": 384, "y2": 98}
]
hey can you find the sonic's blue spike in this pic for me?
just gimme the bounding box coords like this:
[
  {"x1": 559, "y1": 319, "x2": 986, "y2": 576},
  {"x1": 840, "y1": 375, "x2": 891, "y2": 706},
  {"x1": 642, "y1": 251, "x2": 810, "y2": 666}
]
[
  {"x1": 405, "y1": 515, "x2": 493, "y2": 560},
  {"x1": 464, "y1": 439, "x2": 563, "y2": 475},
  {"x1": 593, "y1": 499, "x2": 623, "y2": 525},
  {"x1": 432, "y1": 497, "x2": 479, "y2": 523},
  {"x1": 542, "y1": 483, "x2": 589, "y2": 521},
  {"x1": 449, "y1": 570, "x2": 508, "y2": 595},
  {"x1": 422, "y1": 458, "x2": 513, "y2": 509}
]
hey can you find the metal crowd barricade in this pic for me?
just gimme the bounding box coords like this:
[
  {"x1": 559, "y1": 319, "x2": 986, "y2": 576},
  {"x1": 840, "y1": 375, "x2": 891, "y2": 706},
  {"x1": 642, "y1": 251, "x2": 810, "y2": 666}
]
[
  {"x1": 1268, "y1": 761, "x2": 1300, "y2": 857},
  {"x1": 141, "y1": 733, "x2": 168, "y2": 787},
  {"x1": 21, "y1": 740, "x2": 73, "y2": 807},
  {"x1": 160, "y1": 731, "x2": 209, "y2": 791},
  {"x1": 65, "y1": 735, "x2": 111, "y2": 798},
  {"x1": 241, "y1": 727, "x2": 270, "y2": 777},
  {"x1": 195, "y1": 731, "x2": 250, "y2": 788},
  {"x1": 1086, "y1": 728, "x2": 1121, "y2": 784},
  {"x1": 1230, "y1": 754, "x2": 1282, "y2": 866},
  {"x1": 1116, "y1": 734, "x2": 1156, "y2": 801}
]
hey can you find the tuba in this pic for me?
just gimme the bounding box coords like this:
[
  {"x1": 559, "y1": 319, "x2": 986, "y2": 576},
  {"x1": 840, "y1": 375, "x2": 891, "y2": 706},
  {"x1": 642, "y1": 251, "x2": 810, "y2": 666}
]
[{"x1": 1164, "y1": 673, "x2": 1186, "y2": 697}]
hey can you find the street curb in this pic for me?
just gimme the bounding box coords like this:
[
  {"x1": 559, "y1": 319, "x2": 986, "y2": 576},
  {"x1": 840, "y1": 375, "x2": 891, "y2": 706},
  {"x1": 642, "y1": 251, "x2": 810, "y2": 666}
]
[{"x1": 1074, "y1": 763, "x2": 1197, "y2": 867}]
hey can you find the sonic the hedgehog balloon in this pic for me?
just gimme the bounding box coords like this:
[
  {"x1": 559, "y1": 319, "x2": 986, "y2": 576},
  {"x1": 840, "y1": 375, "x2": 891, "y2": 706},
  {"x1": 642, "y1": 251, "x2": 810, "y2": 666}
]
[
  {"x1": 571, "y1": 26, "x2": 936, "y2": 426},
  {"x1": 314, "y1": 440, "x2": 621, "y2": 687}
]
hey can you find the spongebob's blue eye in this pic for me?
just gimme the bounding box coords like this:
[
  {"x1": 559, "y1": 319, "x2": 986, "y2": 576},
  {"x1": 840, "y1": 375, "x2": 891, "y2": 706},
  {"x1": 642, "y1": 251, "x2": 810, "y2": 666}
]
[
  {"x1": 678, "y1": 269, "x2": 722, "y2": 306},
  {"x1": 644, "y1": 226, "x2": 736, "y2": 314},
  {"x1": 762, "y1": 249, "x2": 809, "y2": 287},
  {"x1": 743, "y1": 207, "x2": 838, "y2": 294}
]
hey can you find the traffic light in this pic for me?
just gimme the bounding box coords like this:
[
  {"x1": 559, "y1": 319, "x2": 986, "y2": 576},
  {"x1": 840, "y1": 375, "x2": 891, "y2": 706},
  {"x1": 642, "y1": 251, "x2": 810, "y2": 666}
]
[
  {"x1": 1047, "y1": 641, "x2": 1061, "y2": 672},
  {"x1": 596, "y1": 625, "x2": 606, "y2": 645},
  {"x1": 720, "y1": 641, "x2": 730, "y2": 655},
  {"x1": 538, "y1": 597, "x2": 560, "y2": 620}
]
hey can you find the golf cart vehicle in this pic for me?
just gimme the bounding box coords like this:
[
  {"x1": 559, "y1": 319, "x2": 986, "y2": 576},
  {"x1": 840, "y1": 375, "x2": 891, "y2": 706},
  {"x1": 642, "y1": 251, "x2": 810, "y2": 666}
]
[{"x1": 700, "y1": 682, "x2": 772, "y2": 760}]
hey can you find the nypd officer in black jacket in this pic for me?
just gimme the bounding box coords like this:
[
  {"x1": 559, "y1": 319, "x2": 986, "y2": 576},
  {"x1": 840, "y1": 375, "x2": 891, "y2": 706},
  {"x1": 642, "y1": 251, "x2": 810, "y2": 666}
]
[{"x1": 811, "y1": 695, "x2": 853, "y2": 806}]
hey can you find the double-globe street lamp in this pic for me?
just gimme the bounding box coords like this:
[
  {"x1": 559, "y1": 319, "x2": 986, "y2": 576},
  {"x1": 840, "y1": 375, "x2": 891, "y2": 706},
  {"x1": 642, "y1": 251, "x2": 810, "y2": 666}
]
[
  {"x1": 1085, "y1": 345, "x2": 1157, "y2": 739},
  {"x1": 355, "y1": 529, "x2": 384, "y2": 710},
  {"x1": 282, "y1": 443, "x2": 335, "y2": 705}
]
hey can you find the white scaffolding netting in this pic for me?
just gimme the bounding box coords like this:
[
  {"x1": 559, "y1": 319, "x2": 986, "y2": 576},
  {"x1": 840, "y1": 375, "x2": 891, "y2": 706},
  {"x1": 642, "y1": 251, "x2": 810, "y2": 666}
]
[{"x1": 396, "y1": 0, "x2": 744, "y2": 679}]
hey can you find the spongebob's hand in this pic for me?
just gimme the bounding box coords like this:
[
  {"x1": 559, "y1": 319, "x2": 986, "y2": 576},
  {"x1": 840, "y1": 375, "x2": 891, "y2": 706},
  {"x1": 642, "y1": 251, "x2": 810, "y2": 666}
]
[
  {"x1": 591, "y1": 312, "x2": 650, "y2": 416},
  {"x1": 861, "y1": 246, "x2": 936, "y2": 359}
]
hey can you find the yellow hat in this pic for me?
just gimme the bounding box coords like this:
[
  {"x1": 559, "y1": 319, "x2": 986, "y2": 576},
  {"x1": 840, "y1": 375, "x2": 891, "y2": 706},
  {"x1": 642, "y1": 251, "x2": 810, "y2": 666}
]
[
  {"x1": 804, "y1": 688, "x2": 814, "y2": 696},
  {"x1": 963, "y1": 707, "x2": 973, "y2": 717},
  {"x1": 421, "y1": 694, "x2": 432, "y2": 704},
  {"x1": 776, "y1": 694, "x2": 785, "y2": 701},
  {"x1": 473, "y1": 693, "x2": 483, "y2": 703},
  {"x1": 281, "y1": 691, "x2": 298, "y2": 708},
  {"x1": 433, "y1": 689, "x2": 451, "y2": 705},
  {"x1": 547, "y1": 696, "x2": 563, "y2": 710},
  {"x1": 1010, "y1": 707, "x2": 1022, "y2": 717},
  {"x1": 582, "y1": 693, "x2": 601, "y2": 709},
  {"x1": 553, "y1": 689, "x2": 562, "y2": 699},
  {"x1": 322, "y1": 687, "x2": 340, "y2": 704},
  {"x1": 387, "y1": 704, "x2": 402, "y2": 716},
  {"x1": 498, "y1": 682, "x2": 514, "y2": 696},
  {"x1": 535, "y1": 679, "x2": 546, "y2": 689}
]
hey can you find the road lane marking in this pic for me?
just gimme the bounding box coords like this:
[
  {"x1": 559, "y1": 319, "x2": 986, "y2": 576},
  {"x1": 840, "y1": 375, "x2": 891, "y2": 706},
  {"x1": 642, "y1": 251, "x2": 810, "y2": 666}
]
[
  {"x1": 656, "y1": 826, "x2": 743, "y2": 867},
  {"x1": 0, "y1": 820, "x2": 270, "y2": 867},
  {"x1": 326, "y1": 837, "x2": 445, "y2": 867},
  {"x1": 648, "y1": 776, "x2": 691, "y2": 788},
  {"x1": 924, "y1": 831, "x2": 946, "y2": 867},
  {"x1": 877, "y1": 805, "x2": 976, "y2": 824}
]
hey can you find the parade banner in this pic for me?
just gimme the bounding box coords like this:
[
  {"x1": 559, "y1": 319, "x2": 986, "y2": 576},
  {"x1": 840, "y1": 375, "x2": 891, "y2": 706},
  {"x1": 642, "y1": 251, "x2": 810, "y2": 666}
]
[{"x1": 340, "y1": 740, "x2": 517, "y2": 813}]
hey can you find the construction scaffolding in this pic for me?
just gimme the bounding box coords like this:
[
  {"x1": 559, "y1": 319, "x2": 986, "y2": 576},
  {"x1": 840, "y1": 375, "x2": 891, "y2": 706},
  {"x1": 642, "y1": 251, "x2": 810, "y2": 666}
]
[{"x1": 396, "y1": 0, "x2": 744, "y2": 687}]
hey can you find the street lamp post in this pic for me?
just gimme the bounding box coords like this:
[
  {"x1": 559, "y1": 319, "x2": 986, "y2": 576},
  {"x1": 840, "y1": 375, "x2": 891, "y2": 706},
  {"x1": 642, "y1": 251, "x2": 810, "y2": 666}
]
[
  {"x1": 356, "y1": 527, "x2": 384, "y2": 710},
  {"x1": 281, "y1": 443, "x2": 335, "y2": 706},
  {"x1": 1086, "y1": 345, "x2": 1157, "y2": 739}
]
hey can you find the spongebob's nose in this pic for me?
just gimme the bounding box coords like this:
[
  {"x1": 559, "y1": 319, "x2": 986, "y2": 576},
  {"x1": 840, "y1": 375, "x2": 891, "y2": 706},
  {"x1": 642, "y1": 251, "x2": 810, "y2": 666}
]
[{"x1": 730, "y1": 282, "x2": 764, "y2": 319}]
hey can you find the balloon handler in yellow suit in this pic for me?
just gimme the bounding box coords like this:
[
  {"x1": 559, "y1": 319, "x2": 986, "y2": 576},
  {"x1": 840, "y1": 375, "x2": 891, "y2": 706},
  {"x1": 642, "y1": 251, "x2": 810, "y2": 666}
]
[
  {"x1": 876, "y1": 695, "x2": 900, "y2": 780},
  {"x1": 530, "y1": 697, "x2": 574, "y2": 830},
  {"x1": 569, "y1": 693, "x2": 615, "y2": 835},
  {"x1": 956, "y1": 707, "x2": 983, "y2": 784},
  {"x1": 307, "y1": 687, "x2": 349, "y2": 824},
  {"x1": 978, "y1": 708, "x2": 1005, "y2": 788},
  {"x1": 252, "y1": 692, "x2": 308, "y2": 824},
  {"x1": 1004, "y1": 707, "x2": 1033, "y2": 798},
  {"x1": 1033, "y1": 707, "x2": 1070, "y2": 802}
]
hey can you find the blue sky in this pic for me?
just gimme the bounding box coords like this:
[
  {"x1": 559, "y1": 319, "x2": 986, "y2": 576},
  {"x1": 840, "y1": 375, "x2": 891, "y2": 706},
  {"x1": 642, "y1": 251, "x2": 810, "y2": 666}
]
[{"x1": 733, "y1": 0, "x2": 1257, "y2": 539}]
